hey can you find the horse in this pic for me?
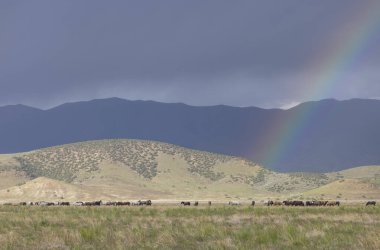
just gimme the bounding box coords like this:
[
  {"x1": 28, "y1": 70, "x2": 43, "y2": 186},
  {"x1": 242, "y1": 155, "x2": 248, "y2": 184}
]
[
  {"x1": 116, "y1": 201, "x2": 131, "y2": 206},
  {"x1": 326, "y1": 201, "x2": 340, "y2": 206},
  {"x1": 308, "y1": 201, "x2": 328, "y2": 206},
  {"x1": 84, "y1": 200, "x2": 102, "y2": 206},
  {"x1": 366, "y1": 201, "x2": 376, "y2": 206},
  {"x1": 283, "y1": 200, "x2": 304, "y2": 206},
  {"x1": 36, "y1": 201, "x2": 54, "y2": 206},
  {"x1": 282, "y1": 201, "x2": 291, "y2": 206},
  {"x1": 138, "y1": 200, "x2": 152, "y2": 206},
  {"x1": 273, "y1": 201, "x2": 283, "y2": 206}
]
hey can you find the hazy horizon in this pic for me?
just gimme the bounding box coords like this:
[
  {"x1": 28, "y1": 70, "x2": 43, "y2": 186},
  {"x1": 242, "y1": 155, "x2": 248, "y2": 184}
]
[{"x1": 2, "y1": 96, "x2": 380, "y2": 111}]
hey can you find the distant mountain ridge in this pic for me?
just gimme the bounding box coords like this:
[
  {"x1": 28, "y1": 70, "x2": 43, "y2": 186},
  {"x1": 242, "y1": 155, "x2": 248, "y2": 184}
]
[{"x1": 1, "y1": 98, "x2": 380, "y2": 172}]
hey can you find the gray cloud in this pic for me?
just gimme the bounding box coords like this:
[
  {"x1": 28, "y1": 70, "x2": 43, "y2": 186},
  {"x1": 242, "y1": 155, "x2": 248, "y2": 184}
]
[{"x1": 1, "y1": 0, "x2": 379, "y2": 108}]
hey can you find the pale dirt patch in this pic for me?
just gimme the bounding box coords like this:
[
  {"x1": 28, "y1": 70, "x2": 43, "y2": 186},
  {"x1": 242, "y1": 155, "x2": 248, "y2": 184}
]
[
  {"x1": 306, "y1": 229, "x2": 325, "y2": 238},
  {"x1": 215, "y1": 237, "x2": 236, "y2": 249},
  {"x1": 38, "y1": 237, "x2": 69, "y2": 250}
]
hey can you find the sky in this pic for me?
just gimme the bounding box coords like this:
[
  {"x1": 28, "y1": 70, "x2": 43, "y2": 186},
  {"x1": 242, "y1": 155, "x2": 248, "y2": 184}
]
[{"x1": 1, "y1": 0, "x2": 380, "y2": 109}]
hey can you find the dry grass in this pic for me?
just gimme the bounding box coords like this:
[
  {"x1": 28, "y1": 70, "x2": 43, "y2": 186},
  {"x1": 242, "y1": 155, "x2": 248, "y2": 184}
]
[{"x1": 0, "y1": 205, "x2": 379, "y2": 249}]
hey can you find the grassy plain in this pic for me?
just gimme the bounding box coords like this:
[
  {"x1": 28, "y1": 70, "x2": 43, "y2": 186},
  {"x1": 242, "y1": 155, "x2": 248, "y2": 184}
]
[{"x1": 0, "y1": 205, "x2": 379, "y2": 249}]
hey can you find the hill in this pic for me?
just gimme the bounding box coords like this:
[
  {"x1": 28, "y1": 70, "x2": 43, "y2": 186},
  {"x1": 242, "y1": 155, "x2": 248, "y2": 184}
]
[
  {"x1": 0, "y1": 98, "x2": 380, "y2": 172},
  {"x1": 302, "y1": 179, "x2": 380, "y2": 201},
  {"x1": 1, "y1": 139, "x2": 379, "y2": 202}
]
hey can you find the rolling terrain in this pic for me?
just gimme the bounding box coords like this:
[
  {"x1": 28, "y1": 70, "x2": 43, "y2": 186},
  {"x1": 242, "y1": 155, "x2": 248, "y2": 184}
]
[
  {"x1": 0, "y1": 139, "x2": 379, "y2": 203},
  {"x1": 1, "y1": 98, "x2": 380, "y2": 172}
]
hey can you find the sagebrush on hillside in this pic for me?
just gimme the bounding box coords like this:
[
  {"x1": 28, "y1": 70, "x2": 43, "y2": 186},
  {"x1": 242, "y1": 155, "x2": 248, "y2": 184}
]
[{"x1": 0, "y1": 139, "x2": 379, "y2": 201}]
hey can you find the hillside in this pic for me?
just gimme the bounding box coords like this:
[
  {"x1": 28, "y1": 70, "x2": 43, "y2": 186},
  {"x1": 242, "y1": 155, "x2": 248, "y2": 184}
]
[
  {"x1": 1, "y1": 139, "x2": 379, "y2": 202},
  {"x1": 1, "y1": 98, "x2": 380, "y2": 172},
  {"x1": 0, "y1": 177, "x2": 93, "y2": 201},
  {"x1": 302, "y1": 179, "x2": 380, "y2": 201}
]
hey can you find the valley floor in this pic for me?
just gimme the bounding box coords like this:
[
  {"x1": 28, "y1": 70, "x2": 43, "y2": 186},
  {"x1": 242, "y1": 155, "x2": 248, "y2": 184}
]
[{"x1": 0, "y1": 205, "x2": 379, "y2": 249}]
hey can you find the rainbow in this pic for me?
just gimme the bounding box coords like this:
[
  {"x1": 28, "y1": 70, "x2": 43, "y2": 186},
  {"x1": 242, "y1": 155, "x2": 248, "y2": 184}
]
[{"x1": 260, "y1": 2, "x2": 380, "y2": 168}]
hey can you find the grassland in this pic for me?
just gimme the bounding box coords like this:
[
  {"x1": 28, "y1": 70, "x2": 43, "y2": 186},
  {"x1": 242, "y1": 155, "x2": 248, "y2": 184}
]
[{"x1": 0, "y1": 205, "x2": 379, "y2": 249}]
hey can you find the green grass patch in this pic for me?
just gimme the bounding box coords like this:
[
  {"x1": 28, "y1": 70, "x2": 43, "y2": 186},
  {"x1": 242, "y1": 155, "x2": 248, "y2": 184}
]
[{"x1": 0, "y1": 206, "x2": 379, "y2": 249}]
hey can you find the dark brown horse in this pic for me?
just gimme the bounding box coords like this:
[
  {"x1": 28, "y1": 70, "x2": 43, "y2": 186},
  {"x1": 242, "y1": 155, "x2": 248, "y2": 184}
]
[
  {"x1": 366, "y1": 201, "x2": 376, "y2": 206},
  {"x1": 181, "y1": 201, "x2": 191, "y2": 206},
  {"x1": 283, "y1": 201, "x2": 304, "y2": 206},
  {"x1": 306, "y1": 200, "x2": 328, "y2": 206},
  {"x1": 84, "y1": 200, "x2": 102, "y2": 206}
]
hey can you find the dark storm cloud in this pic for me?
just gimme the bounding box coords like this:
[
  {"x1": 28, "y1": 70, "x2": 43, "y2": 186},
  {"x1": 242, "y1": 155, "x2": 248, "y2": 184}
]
[{"x1": 1, "y1": 0, "x2": 380, "y2": 108}]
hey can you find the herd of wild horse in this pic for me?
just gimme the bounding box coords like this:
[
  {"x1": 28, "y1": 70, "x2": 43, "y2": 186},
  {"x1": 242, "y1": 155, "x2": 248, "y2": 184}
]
[
  {"x1": 266, "y1": 200, "x2": 341, "y2": 206},
  {"x1": 1, "y1": 200, "x2": 376, "y2": 207},
  {"x1": 2, "y1": 200, "x2": 152, "y2": 206},
  {"x1": 182, "y1": 200, "x2": 376, "y2": 207}
]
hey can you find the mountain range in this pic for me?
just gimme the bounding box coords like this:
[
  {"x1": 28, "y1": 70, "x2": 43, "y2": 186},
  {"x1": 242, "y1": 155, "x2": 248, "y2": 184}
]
[{"x1": 1, "y1": 98, "x2": 379, "y2": 172}]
